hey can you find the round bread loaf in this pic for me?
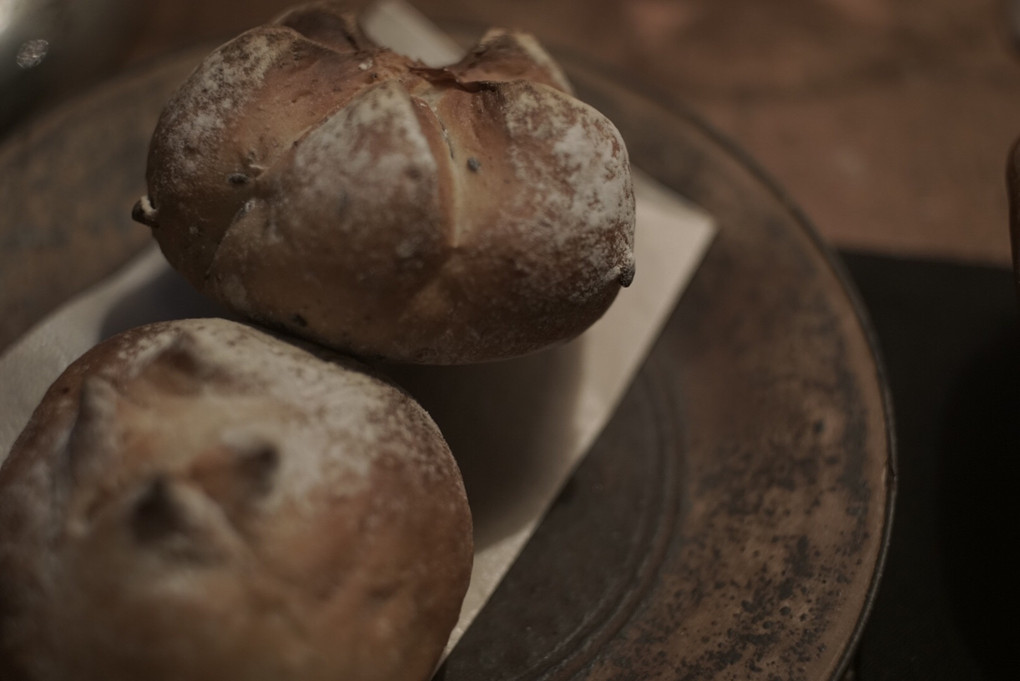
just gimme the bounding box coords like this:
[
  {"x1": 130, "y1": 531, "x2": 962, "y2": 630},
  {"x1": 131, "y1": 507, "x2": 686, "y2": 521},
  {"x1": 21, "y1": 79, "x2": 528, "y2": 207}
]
[
  {"x1": 0, "y1": 318, "x2": 472, "y2": 681},
  {"x1": 133, "y1": 2, "x2": 636, "y2": 364}
]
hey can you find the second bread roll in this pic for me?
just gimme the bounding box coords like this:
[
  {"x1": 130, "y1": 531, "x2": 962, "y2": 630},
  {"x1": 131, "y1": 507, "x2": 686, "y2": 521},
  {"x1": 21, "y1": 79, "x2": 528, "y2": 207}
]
[{"x1": 0, "y1": 318, "x2": 472, "y2": 681}]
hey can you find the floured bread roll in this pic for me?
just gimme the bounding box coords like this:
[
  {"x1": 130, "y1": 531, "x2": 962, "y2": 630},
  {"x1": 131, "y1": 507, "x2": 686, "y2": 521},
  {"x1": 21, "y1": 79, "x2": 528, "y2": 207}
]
[
  {"x1": 0, "y1": 318, "x2": 472, "y2": 681},
  {"x1": 133, "y1": 2, "x2": 636, "y2": 364}
]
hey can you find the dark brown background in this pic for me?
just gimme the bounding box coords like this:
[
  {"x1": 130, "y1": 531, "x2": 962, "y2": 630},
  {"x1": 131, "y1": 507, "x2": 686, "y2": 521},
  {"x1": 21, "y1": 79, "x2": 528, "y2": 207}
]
[{"x1": 56, "y1": 0, "x2": 1020, "y2": 266}]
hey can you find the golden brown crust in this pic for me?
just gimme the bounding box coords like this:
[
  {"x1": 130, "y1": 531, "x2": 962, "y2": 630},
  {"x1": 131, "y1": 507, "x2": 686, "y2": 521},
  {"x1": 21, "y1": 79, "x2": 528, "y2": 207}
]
[
  {"x1": 0, "y1": 318, "x2": 472, "y2": 681},
  {"x1": 135, "y1": 2, "x2": 636, "y2": 364}
]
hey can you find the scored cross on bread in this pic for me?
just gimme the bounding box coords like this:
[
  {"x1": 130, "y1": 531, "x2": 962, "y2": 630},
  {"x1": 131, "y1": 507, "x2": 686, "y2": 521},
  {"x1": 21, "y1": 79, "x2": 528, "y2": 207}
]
[{"x1": 134, "y1": 1, "x2": 636, "y2": 364}]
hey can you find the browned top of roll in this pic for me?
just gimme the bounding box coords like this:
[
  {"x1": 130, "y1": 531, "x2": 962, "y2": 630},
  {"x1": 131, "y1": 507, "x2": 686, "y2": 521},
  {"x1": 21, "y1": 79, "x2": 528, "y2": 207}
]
[{"x1": 135, "y1": 2, "x2": 636, "y2": 363}]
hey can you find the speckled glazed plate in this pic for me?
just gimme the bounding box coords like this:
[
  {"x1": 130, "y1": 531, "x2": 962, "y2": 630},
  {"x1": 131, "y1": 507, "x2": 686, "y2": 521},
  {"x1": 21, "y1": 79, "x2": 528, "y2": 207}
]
[{"x1": 0, "y1": 43, "x2": 894, "y2": 681}]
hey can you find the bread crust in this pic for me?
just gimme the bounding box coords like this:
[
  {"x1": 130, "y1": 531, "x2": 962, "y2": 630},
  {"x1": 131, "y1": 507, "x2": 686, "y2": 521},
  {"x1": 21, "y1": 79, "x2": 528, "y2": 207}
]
[
  {"x1": 135, "y1": 2, "x2": 636, "y2": 363},
  {"x1": 0, "y1": 318, "x2": 472, "y2": 681}
]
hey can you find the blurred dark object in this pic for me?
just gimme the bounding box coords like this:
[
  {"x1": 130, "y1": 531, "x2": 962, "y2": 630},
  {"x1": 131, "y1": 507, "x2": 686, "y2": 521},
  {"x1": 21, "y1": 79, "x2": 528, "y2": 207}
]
[
  {"x1": 0, "y1": 0, "x2": 142, "y2": 135},
  {"x1": 1007, "y1": 0, "x2": 1020, "y2": 52},
  {"x1": 841, "y1": 252, "x2": 1020, "y2": 680},
  {"x1": 1007, "y1": 140, "x2": 1020, "y2": 299}
]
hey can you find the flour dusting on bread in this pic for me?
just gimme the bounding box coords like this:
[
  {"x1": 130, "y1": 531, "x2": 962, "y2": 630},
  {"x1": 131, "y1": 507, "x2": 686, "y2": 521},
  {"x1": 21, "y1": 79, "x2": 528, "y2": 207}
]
[
  {"x1": 135, "y1": 2, "x2": 637, "y2": 363},
  {"x1": 0, "y1": 318, "x2": 472, "y2": 681},
  {"x1": 157, "y1": 29, "x2": 293, "y2": 181}
]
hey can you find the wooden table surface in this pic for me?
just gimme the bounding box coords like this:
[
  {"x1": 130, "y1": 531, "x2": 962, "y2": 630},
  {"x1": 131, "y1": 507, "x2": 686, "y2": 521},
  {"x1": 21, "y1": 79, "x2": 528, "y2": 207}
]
[{"x1": 66, "y1": 0, "x2": 1012, "y2": 267}]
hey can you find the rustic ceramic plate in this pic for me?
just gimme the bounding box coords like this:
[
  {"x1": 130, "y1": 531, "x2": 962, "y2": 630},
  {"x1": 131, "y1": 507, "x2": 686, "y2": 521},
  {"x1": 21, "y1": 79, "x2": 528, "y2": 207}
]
[{"x1": 0, "y1": 44, "x2": 894, "y2": 681}]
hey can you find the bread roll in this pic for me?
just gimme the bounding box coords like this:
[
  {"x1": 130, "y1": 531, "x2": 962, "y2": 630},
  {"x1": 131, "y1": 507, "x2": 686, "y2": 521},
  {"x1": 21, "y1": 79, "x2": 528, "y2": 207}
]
[
  {"x1": 133, "y1": 2, "x2": 636, "y2": 364},
  {"x1": 0, "y1": 318, "x2": 472, "y2": 681}
]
